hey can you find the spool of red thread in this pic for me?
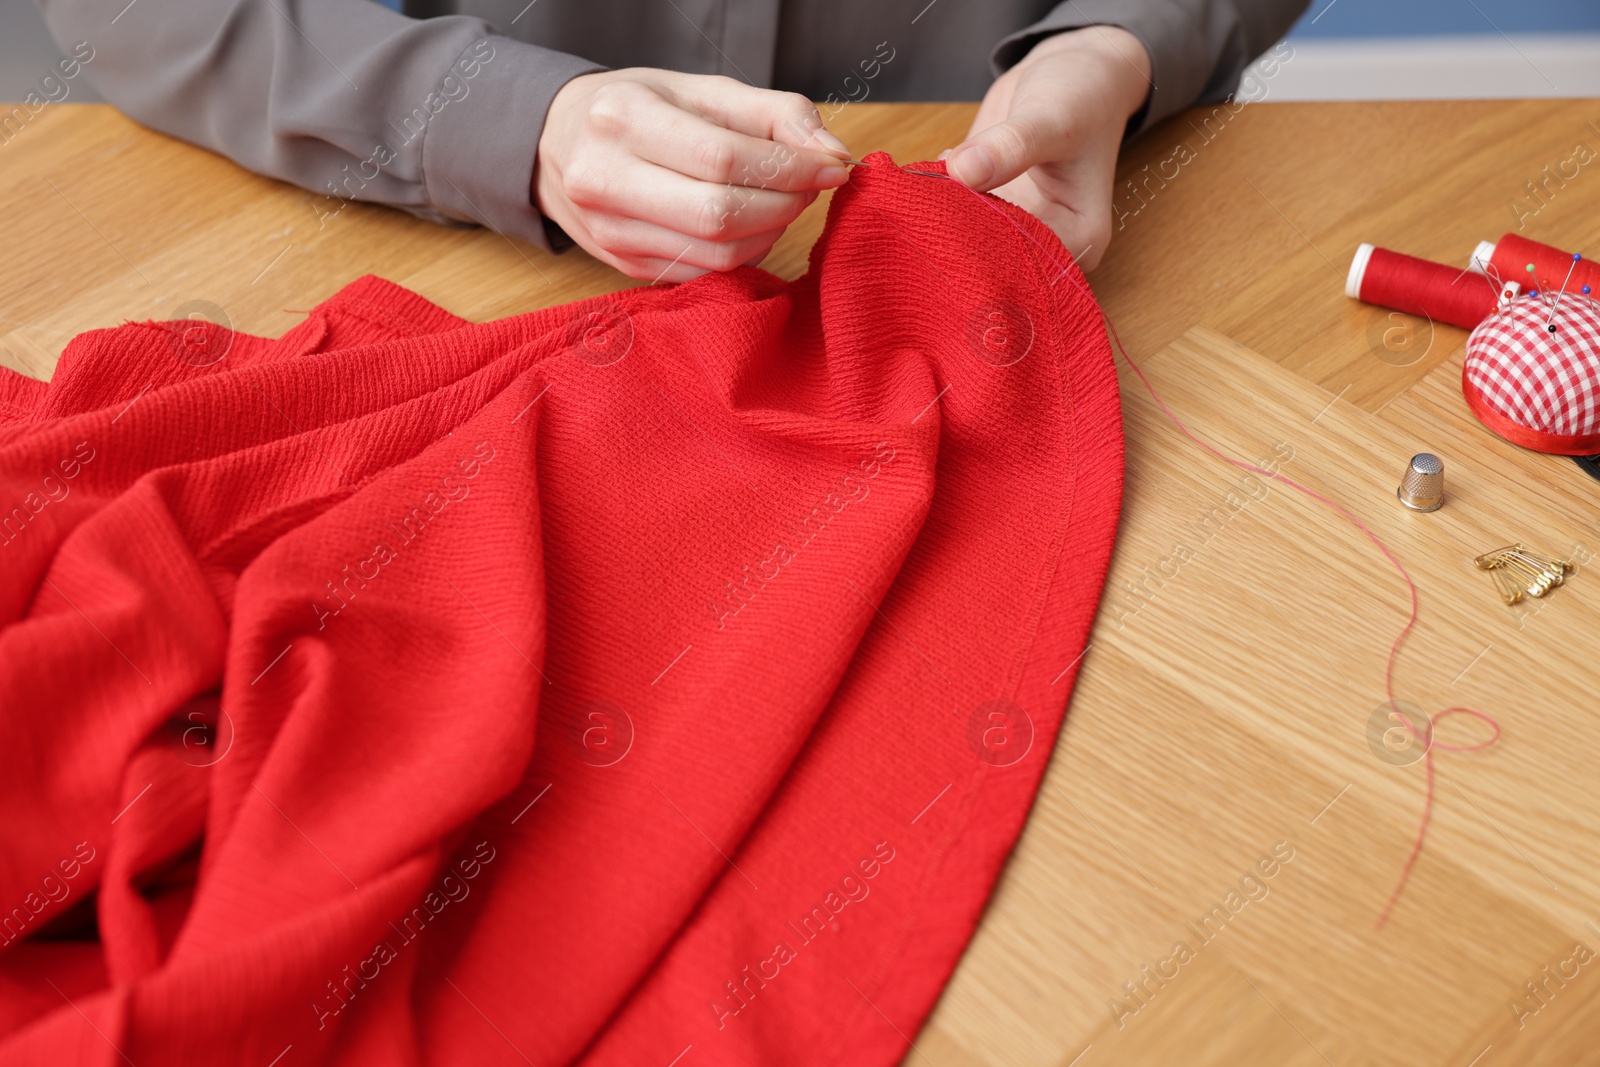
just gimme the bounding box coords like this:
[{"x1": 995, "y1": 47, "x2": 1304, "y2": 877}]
[
  {"x1": 1472, "y1": 234, "x2": 1600, "y2": 296},
  {"x1": 1346, "y1": 244, "x2": 1501, "y2": 330}
]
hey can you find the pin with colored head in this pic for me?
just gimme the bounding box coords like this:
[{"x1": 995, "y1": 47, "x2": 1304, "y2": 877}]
[{"x1": 1546, "y1": 252, "x2": 1582, "y2": 327}]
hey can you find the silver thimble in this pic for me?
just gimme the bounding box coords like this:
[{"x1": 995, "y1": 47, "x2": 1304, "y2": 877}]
[{"x1": 1396, "y1": 453, "x2": 1444, "y2": 512}]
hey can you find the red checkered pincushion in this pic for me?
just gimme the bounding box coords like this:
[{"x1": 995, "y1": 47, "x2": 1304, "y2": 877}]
[{"x1": 1463, "y1": 294, "x2": 1600, "y2": 454}]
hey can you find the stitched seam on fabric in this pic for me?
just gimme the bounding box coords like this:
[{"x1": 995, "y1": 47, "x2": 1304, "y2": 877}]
[
  {"x1": 817, "y1": 167, "x2": 1109, "y2": 1067},
  {"x1": 997, "y1": 208, "x2": 1090, "y2": 702},
  {"x1": 868, "y1": 201, "x2": 1098, "y2": 1022}
]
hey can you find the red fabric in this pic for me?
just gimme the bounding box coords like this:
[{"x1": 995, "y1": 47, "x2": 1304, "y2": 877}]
[
  {"x1": 0, "y1": 154, "x2": 1123, "y2": 1067},
  {"x1": 1463, "y1": 293, "x2": 1600, "y2": 454}
]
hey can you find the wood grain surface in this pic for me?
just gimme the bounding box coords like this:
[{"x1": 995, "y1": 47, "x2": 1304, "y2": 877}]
[{"x1": 4, "y1": 98, "x2": 1599, "y2": 1067}]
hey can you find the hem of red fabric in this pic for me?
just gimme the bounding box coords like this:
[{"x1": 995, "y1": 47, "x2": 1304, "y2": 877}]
[{"x1": 818, "y1": 157, "x2": 1125, "y2": 1066}]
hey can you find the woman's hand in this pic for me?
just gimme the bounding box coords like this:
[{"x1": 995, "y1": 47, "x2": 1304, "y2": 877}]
[
  {"x1": 534, "y1": 69, "x2": 853, "y2": 282},
  {"x1": 946, "y1": 26, "x2": 1153, "y2": 271}
]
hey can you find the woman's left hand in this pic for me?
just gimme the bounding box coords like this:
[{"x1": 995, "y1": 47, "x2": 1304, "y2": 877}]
[{"x1": 946, "y1": 26, "x2": 1153, "y2": 271}]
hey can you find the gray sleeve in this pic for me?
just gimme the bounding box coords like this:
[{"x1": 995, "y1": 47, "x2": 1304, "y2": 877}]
[
  {"x1": 990, "y1": 0, "x2": 1311, "y2": 135},
  {"x1": 33, "y1": 0, "x2": 603, "y2": 251}
]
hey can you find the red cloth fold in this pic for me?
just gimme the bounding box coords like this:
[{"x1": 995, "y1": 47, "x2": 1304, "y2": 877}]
[{"x1": 0, "y1": 154, "x2": 1122, "y2": 1066}]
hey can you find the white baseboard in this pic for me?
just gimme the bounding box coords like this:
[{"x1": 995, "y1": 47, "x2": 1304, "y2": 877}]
[{"x1": 1248, "y1": 34, "x2": 1600, "y2": 100}]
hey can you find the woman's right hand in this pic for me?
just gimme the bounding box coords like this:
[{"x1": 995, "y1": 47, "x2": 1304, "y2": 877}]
[{"x1": 533, "y1": 69, "x2": 854, "y2": 282}]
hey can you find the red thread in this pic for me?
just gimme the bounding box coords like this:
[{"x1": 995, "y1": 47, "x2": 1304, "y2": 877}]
[
  {"x1": 1359, "y1": 246, "x2": 1501, "y2": 329},
  {"x1": 925, "y1": 166, "x2": 1502, "y2": 929},
  {"x1": 1490, "y1": 234, "x2": 1600, "y2": 297}
]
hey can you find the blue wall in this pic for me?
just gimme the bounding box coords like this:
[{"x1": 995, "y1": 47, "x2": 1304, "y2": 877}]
[
  {"x1": 1290, "y1": 0, "x2": 1600, "y2": 38},
  {"x1": 363, "y1": 0, "x2": 1600, "y2": 35},
  {"x1": 372, "y1": 0, "x2": 1600, "y2": 35}
]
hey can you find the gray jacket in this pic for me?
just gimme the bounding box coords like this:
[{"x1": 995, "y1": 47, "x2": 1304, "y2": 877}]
[{"x1": 35, "y1": 0, "x2": 1308, "y2": 252}]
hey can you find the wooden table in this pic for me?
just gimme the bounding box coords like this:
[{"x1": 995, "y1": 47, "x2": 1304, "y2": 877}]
[{"x1": 6, "y1": 100, "x2": 1599, "y2": 1067}]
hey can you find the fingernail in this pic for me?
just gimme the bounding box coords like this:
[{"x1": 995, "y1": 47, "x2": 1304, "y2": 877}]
[
  {"x1": 949, "y1": 145, "x2": 995, "y2": 188},
  {"x1": 936, "y1": 148, "x2": 953, "y2": 161},
  {"x1": 817, "y1": 163, "x2": 850, "y2": 188},
  {"x1": 810, "y1": 128, "x2": 851, "y2": 158}
]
